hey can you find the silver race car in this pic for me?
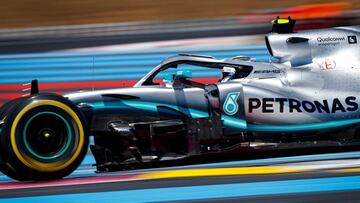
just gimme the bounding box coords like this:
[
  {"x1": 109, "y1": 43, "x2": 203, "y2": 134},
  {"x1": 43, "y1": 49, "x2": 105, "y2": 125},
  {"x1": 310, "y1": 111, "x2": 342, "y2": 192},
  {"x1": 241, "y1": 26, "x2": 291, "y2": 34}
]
[{"x1": 0, "y1": 17, "x2": 359, "y2": 181}]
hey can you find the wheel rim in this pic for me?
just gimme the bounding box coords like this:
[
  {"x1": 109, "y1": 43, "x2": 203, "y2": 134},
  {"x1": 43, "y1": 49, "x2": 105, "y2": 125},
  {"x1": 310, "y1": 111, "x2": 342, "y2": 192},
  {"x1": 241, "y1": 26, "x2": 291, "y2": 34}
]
[
  {"x1": 23, "y1": 111, "x2": 73, "y2": 160},
  {"x1": 10, "y1": 99, "x2": 85, "y2": 172}
]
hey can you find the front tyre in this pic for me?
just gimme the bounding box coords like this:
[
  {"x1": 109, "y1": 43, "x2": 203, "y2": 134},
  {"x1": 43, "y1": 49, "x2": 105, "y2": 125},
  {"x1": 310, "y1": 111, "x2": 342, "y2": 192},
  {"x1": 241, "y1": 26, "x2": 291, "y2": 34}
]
[{"x1": 0, "y1": 94, "x2": 89, "y2": 181}]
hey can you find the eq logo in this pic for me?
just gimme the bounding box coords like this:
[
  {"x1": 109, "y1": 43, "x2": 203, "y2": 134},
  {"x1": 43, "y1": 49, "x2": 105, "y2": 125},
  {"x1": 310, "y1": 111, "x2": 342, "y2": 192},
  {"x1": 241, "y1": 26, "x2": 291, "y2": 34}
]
[
  {"x1": 348, "y1": 36, "x2": 357, "y2": 44},
  {"x1": 321, "y1": 59, "x2": 336, "y2": 70},
  {"x1": 223, "y1": 92, "x2": 240, "y2": 115}
]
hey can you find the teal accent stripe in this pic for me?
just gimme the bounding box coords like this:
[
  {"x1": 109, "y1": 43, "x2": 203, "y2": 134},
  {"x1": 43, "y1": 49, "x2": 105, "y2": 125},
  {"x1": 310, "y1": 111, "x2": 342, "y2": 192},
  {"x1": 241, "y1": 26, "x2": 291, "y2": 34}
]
[
  {"x1": 88, "y1": 101, "x2": 360, "y2": 132},
  {"x1": 89, "y1": 100, "x2": 248, "y2": 129},
  {"x1": 88, "y1": 100, "x2": 209, "y2": 119},
  {"x1": 222, "y1": 115, "x2": 247, "y2": 129}
]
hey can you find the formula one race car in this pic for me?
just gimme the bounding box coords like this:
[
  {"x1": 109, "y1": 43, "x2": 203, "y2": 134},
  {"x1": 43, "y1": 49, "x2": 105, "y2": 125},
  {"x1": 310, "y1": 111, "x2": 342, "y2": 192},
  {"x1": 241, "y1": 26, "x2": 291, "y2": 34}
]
[{"x1": 0, "y1": 18, "x2": 359, "y2": 181}]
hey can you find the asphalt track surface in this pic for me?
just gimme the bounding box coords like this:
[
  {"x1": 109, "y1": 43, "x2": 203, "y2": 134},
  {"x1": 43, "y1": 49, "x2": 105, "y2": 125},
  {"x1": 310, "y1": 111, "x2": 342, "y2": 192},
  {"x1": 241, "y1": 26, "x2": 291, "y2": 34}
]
[{"x1": 1, "y1": 150, "x2": 360, "y2": 202}]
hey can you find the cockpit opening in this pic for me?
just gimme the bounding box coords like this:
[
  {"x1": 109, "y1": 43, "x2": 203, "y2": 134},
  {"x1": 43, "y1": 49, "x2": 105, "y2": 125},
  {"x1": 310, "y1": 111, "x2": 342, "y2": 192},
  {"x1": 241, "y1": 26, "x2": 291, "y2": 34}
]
[{"x1": 139, "y1": 60, "x2": 253, "y2": 88}]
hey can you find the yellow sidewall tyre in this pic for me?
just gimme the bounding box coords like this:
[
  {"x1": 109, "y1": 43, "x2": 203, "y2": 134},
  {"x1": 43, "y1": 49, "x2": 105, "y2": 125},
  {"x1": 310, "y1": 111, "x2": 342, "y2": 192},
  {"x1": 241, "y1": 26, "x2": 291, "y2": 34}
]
[
  {"x1": 0, "y1": 98, "x2": 29, "y2": 181},
  {"x1": 0, "y1": 94, "x2": 89, "y2": 181}
]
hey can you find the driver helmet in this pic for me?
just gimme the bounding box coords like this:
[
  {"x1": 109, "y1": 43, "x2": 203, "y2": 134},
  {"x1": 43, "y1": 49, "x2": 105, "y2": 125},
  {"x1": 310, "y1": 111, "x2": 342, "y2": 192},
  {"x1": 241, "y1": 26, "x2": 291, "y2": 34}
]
[{"x1": 221, "y1": 66, "x2": 236, "y2": 82}]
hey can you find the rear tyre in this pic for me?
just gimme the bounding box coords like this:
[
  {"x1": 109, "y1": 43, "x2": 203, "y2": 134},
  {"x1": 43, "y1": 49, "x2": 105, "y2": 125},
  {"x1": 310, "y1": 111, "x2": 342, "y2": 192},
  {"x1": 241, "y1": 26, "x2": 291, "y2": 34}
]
[{"x1": 0, "y1": 94, "x2": 89, "y2": 181}]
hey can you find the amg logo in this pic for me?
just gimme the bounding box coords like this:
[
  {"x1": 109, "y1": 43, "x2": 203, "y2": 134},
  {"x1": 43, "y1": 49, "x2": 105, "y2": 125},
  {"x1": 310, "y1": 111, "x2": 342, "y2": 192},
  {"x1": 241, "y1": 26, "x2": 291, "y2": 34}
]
[
  {"x1": 248, "y1": 97, "x2": 358, "y2": 114},
  {"x1": 253, "y1": 70, "x2": 281, "y2": 74},
  {"x1": 348, "y1": 36, "x2": 357, "y2": 44}
]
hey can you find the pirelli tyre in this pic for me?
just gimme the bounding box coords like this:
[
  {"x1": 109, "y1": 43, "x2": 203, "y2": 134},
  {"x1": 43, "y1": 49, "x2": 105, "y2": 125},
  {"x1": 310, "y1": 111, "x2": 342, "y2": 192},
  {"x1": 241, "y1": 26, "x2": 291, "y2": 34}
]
[
  {"x1": 0, "y1": 93, "x2": 89, "y2": 181},
  {"x1": 0, "y1": 97, "x2": 28, "y2": 181}
]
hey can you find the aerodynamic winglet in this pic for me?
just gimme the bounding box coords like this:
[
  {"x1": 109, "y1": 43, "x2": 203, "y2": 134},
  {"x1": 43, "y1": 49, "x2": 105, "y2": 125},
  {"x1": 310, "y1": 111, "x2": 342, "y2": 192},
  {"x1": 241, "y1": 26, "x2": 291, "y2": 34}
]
[{"x1": 31, "y1": 79, "x2": 39, "y2": 95}]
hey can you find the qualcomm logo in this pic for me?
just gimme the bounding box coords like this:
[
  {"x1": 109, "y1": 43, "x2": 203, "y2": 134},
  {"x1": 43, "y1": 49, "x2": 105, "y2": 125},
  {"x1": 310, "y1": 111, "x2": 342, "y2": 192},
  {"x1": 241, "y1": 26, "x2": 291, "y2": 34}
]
[{"x1": 223, "y1": 92, "x2": 240, "y2": 115}]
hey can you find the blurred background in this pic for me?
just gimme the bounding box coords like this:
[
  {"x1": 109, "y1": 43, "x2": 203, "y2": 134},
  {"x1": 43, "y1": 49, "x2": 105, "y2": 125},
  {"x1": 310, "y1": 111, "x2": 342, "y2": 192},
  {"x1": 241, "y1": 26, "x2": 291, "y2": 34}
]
[
  {"x1": 1, "y1": 1, "x2": 360, "y2": 202},
  {"x1": 0, "y1": 0, "x2": 359, "y2": 106}
]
